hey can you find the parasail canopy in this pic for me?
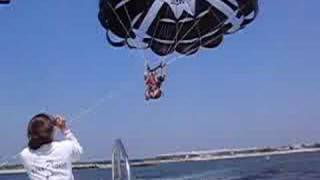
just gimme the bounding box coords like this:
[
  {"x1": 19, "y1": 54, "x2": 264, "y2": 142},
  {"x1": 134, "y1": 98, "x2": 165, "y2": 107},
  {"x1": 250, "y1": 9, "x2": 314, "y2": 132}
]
[{"x1": 98, "y1": 0, "x2": 258, "y2": 61}]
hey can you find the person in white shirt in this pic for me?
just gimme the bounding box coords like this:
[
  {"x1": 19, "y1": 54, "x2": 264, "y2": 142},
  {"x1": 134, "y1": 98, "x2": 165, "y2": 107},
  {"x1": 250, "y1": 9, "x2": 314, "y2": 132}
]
[{"x1": 20, "y1": 113, "x2": 83, "y2": 180}]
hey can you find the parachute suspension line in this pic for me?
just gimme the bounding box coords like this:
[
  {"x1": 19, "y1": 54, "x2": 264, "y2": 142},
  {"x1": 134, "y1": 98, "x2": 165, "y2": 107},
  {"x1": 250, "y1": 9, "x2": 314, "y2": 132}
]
[
  {"x1": 166, "y1": 9, "x2": 226, "y2": 65},
  {"x1": 169, "y1": 17, "x2": 201, "y2": 53},
  {"x1": 107, "y1": 2, "x2": 147, "y2": 61},
  {"x1": 192, "y1": 3, "x2": 207, "y2": 60},
  {"x1": 159, "y1": 2, "x2": 198, "y2": 63},
  {"x1": 68, "y1": 91, "x2": 114, "y2": 124},
  {"x1": 163, "y1": 18, "x2": 202, "y2": 64},
  {"x1": 149, "y1": 5, "x2": 169, "y2": 51},
  {"x1": 0, "y1": 151, "x2": 20, "y2": 168},
  {"x1": 167, "y1": 5, "x2": 252, "y2": 64},
  {"x1": 167, "y1": 8, "x2": 229, "y2": 65},
  {"x1": 159, "y1": 5, "x2": 176, "y2": 66},
  {"x1": 145, "y1": 5, "x2": 171, "y2": 68},
  {"x1": 193, "y1": 22, "x2": 202, "y2": 59},
  {"x1": 166, "y1": 30, "x2": 224, "y2": 65},
  {"x1": 165, "y1": 5, "x2": 219, "y2": 64},
  {"x1": 121, "y1": 1, "x2": 148, "y2": 61},
  {"x1": 163, "y1": 4, "x2": 182, "y2": 66},
  {"x1": 166, "y1": 0, "x2": 253, "y2": 65},
  {"x1": 163, "y1": 3, "x2": 191, "y2": 60}
]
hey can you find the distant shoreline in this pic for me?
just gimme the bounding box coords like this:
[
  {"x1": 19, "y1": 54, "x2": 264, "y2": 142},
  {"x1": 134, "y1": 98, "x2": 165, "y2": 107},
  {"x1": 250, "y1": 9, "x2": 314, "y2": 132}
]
[
  {"x1": 129, "y1": 148, "x2": 320, "y2": 167},
  {"x1": 1, "y1": 145, "x2": 320, "y2": 175}
]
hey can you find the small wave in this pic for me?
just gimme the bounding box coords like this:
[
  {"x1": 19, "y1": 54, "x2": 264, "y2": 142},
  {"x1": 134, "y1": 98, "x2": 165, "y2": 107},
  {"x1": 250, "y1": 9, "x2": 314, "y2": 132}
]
[
  {"x1": 135, "y1": 170, "x2": 223, "y2": 180},
  {"x1": 228, "y1": 168, "x2": 283, "y2": 180}
]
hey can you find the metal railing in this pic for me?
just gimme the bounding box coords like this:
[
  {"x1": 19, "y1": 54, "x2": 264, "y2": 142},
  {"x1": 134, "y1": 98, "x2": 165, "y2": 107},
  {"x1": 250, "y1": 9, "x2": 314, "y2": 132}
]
[{"x1": 112, "y1": 139, "x2": 131, "y2": 180}]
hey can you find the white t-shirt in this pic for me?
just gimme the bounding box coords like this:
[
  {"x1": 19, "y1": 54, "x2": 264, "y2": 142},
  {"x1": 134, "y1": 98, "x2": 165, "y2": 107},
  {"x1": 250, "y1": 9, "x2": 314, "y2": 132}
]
[{"x1": 20, "y1": 130, "x2": 83, "y2": 180}]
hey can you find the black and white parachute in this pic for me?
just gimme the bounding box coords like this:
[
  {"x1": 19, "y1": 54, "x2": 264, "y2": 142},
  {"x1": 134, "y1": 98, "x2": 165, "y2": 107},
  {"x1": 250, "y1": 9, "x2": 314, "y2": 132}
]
[{"x1": 98, "y1": 0, "x2": 258, "y2": 63}]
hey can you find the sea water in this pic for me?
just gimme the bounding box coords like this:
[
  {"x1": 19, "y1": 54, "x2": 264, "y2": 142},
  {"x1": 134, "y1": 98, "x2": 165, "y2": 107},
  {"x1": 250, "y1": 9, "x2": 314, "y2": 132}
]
[{"x1": 1, "y1": 152, "x2": 320, "y2": 180}]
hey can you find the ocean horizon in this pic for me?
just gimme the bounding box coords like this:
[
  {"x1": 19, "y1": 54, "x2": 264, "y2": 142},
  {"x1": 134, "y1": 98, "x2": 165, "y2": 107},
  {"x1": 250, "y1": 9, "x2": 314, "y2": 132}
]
[{"x1": 1, "y1": 151, "x2": 320, "y2": 180}]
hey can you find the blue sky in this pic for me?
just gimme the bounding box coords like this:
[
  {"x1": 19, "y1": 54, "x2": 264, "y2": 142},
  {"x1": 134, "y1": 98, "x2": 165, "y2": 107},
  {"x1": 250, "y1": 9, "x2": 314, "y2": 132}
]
[{"x1": 0, "y1": 0, "x2": 320, "y2": 162}]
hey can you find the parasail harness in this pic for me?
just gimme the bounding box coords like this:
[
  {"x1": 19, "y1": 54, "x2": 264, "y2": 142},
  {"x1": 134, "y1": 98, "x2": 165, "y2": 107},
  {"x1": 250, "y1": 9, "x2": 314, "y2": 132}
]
[{"x1": 144, "y1": 62, "x2": 167, "y2": 100}]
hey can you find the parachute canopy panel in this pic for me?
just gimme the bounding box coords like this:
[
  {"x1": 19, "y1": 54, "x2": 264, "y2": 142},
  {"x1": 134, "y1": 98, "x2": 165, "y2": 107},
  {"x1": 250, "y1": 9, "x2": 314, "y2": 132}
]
[
  {"x1": 0, "y1": 0, "x2": 10, "y2": 4},
  {"x1": 98, "y1": 0, "x2": 259, "y2": 57}
]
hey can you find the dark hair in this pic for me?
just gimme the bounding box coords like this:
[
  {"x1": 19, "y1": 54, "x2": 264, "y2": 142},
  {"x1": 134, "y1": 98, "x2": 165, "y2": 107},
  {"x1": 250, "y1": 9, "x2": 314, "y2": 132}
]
[{"x1": 27, "y1": 113, "x2": 55, "y2": 150}]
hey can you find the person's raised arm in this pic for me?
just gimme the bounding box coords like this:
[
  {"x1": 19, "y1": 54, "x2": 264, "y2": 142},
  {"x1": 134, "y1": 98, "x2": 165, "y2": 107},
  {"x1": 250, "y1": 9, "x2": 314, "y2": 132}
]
[{"x1": 54, "y1": 116, "x2": 83, "y2": 162}]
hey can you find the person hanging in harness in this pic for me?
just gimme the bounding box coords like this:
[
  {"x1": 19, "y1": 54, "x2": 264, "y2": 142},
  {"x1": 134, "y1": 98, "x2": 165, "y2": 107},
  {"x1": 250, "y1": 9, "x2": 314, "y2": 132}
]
[{"x1": 144, "y1": 62, "x2": 167, "y2": 100}]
